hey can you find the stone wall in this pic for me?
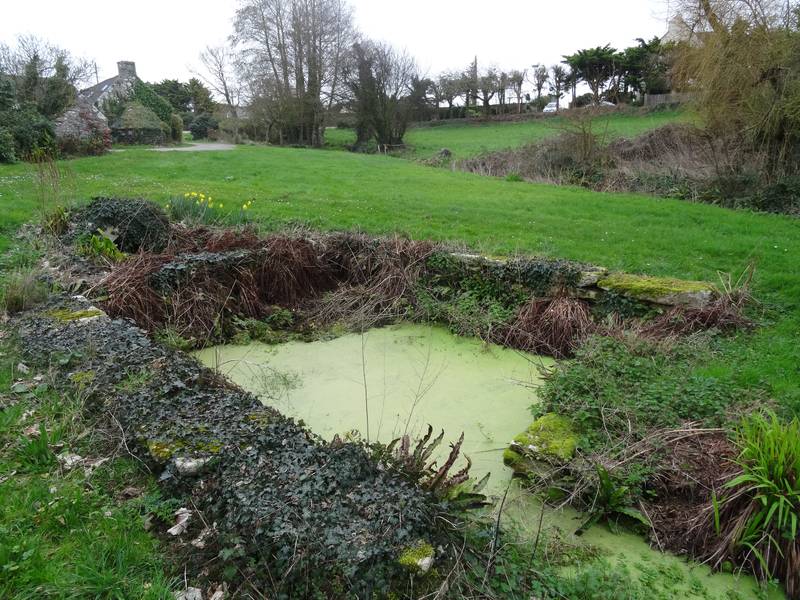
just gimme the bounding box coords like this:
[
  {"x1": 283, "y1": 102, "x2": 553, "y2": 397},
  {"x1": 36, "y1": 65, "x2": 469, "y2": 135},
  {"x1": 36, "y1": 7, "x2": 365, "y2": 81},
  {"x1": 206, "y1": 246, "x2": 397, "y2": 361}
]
[{"x1": 54, "y1": 102, "x2": 111, "y2": 155}]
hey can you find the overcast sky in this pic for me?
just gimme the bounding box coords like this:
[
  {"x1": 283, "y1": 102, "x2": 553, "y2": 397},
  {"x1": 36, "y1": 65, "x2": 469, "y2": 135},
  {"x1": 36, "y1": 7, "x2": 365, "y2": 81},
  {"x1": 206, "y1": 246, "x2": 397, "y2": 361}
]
[{"x1": 2, "y1": 0, "x2": 671, "y2": 90}]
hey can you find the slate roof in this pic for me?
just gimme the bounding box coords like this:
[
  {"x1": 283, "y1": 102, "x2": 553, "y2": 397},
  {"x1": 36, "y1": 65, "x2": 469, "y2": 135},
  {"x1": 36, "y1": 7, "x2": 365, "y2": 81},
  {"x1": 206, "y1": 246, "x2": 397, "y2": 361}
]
[{"x1": 80, "y1": 75, "x2": 120, "y2": 106}]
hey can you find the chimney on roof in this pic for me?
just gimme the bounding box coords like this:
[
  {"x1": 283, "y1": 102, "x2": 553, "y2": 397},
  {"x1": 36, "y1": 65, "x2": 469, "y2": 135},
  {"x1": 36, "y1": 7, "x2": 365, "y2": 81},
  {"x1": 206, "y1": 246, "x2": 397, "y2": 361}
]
[{"x1": 117, "y1": 61, "x2": 136, "y2": 79}]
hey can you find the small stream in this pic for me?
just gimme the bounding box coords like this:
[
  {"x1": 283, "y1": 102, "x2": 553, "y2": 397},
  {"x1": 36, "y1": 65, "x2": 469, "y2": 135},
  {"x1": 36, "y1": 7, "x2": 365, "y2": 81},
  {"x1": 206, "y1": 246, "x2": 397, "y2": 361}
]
[{"x1": 196, "y1": 324, "x2": 781, "y2": 599}]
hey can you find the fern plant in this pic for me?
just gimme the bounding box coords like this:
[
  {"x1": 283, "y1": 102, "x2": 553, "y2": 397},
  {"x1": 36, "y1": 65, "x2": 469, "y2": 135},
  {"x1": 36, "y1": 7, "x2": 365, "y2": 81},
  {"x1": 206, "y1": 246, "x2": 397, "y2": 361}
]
[{"x1": 576, "y1": 464, "x2": 651, "y2": 535}]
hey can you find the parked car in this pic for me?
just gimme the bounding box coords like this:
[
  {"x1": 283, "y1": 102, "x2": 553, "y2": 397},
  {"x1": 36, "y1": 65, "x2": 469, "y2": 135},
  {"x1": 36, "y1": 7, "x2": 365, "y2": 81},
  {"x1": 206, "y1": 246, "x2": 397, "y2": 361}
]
[{"x1": 543, "y1": 101, "x2": 559, "y2": 113}]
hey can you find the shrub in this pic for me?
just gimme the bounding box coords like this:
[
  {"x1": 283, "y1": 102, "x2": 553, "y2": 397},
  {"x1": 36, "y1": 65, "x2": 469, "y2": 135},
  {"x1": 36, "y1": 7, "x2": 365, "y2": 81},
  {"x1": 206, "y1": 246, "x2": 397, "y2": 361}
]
[
  {"x1": 571, "y1": 93, "x2": 594, "y2": 108},
  {"x1": 1, "y1": 270, "x2": 49, "y2": 314},
  {"x1": 702, "y1": 412, "x2": 800, "y2": 596},
  {"x1": 0, "y1": 127, "x2": 16, "y2": 163},
  {"x1": 74, "y1": 197, "x2": 170, "y2": 253},
  {"x1": 0, "y1": 108, "x2": 56, "y2": 159},
  {"x1": 111, "y1": 103, "x2": 165, "y2": 145},
  {"x1": 169, "y1": 113, "x2": 184, "y2": 143},
  {"x1": 188, "y1": 114, "x2": 219, "y2": 140},
  {"x1": 751, "y1": 177, "x2": 800, "y2": 215}
]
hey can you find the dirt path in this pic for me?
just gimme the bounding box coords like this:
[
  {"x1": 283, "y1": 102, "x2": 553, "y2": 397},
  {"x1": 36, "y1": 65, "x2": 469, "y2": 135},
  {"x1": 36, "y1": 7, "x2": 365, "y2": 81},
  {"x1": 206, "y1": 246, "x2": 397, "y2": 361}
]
[{"x1": 151, "y1": 142, "x2": 236, "y2": 152}]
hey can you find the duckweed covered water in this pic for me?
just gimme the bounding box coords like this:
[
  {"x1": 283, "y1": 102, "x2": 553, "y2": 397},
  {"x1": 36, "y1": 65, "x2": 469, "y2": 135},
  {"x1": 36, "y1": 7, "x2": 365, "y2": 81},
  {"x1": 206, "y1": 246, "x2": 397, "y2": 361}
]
[
  {"x1": 196, "y1": 324, "x2": 782, "y2": 599},
  {"x1": 197, "y1": 324, "x2": 550, "y2": 484}
]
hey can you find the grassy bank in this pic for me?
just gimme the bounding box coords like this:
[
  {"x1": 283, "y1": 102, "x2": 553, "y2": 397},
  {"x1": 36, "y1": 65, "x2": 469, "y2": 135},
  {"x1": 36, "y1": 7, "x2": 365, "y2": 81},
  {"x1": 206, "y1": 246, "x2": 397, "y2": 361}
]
[
  {"x1": 1, "y1": 144, "x2": 797, "y2": 410},
  {"x1": 2, "y1": 135, "x2": 799, "y2": 595},
  {"x1": 325, "y1": 108, "x2": 689, "y2": 158},
  {"x1": 0, "y1": 296, "x2": 175, "y2": 597}
]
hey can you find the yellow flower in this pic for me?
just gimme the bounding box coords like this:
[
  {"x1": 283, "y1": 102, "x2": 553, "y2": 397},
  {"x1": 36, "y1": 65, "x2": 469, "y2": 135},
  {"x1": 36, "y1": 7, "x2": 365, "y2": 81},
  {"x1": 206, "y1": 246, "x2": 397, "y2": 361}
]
[
  {"x1": 184, "y1": 193, "x2": 189, "y2": 198},
  {"x1": 191, "y1": 192, "x2": 198, "y2": 197},
  {"x1": 219, "y1": 203, "x2": 223, "y2": 208}
]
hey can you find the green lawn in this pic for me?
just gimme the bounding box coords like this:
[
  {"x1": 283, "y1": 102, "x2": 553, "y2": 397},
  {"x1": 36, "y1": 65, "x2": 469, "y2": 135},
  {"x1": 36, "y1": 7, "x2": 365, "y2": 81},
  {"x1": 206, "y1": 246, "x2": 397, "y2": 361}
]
[
  {"x1": 325, "y1": 108, "x2": 689, "y2": 159},
  {"x1": 1, "y1": 142, "x2": 798, "y2": 409}
]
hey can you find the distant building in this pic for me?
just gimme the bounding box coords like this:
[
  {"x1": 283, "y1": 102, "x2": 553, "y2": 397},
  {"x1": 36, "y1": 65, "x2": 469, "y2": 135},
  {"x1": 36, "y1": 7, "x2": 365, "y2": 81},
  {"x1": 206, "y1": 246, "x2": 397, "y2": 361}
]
[
  {"x1": 80, "y1": 61, "x2": 139, "y2": 121},
  {"x1": 79, "y1": 61, "x2": 165, "y2": 145},
  {"x1": 661, "y1": 15, "x2": 713, "y2": 46},
  {"x1": 53, "y1": 98, "x2": 111, "y2": 154}
]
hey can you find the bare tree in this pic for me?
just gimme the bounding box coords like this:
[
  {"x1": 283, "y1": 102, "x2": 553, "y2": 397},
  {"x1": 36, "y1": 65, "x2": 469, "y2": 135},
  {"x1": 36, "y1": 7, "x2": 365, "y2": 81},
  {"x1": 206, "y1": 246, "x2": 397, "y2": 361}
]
[
  {"x1": 497, "y1": 71, "x2": 509, "y2": 109},
  {"x1": 430, "y1": 71, "x2": 464, "y2": 117},
  {"x1": 0, "y1": 34, "x2": 94, "y2": 87},
  {"x1": 198, "y1": 46, "x2": 241, "y2": 117},
  {"x1": 232, "y1": 0, "x2": 355, "y2": 146},
  {"x1": 675, "y1": 0, "x2": 794, "y2": 32}
]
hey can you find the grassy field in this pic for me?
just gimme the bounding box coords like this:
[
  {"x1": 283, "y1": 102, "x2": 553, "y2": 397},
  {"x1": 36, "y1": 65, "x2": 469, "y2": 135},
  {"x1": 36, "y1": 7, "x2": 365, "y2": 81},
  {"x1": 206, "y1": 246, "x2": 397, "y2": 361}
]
[
  {"x1": 325, "y1": 108, "x2": 689, "y2": 158},
  {"x1": 0, "y1": 280, "x2": 176, "y2": 598},
  {"x1": 1, "y1": 144, "x2": 798, "y2": 411}
]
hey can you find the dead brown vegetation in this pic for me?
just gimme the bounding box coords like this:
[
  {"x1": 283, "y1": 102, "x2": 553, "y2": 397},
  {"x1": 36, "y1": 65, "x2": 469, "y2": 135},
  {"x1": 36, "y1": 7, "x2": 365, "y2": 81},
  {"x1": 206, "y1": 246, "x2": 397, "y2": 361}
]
[
  {"x1": 645, "y1": 430, "x2": 738, "y2": 555},
  {"x1": 257, "y1": 235, "x2": 332, "y2": 306},
  {"x1": 310, "y1": 233, "x2": 436, "y2": 329},
  {"x1": 166, "y1": 224, "x2": 264, "y2": 254},
  {"x1": 498, "y1": 295, "x2": 595, "y2": 358}
]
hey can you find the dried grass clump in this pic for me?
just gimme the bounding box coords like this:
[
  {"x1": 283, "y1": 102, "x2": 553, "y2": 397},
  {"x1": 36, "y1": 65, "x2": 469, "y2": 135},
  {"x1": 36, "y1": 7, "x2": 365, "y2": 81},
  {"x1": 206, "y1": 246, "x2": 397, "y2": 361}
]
[
  {"x1": 642, "y1": 296, "x2": 751, "y2": 339},
  {"x1": 644, "y1": 430, "x2": 737, "y2": 555},
  {"x1": 499, "y1": 295, "x2": 594, "y2": 358},
  {"x1": 609, "y1": 123, "x2": 708, "y2": 163},
  {"x1": 99, "y1": 253, "x2": 171, "y2": 330},
  {"x1": 312, "y1": 234, "x2": 436, "y2": 329},
  {"x1": 166, "y1": 224, "x2": 264, "y2": 254},
  {"x1": 100, "y1": 252, "x2": 267, "y2": 340},
  {"x1": 256, "y1": 235, "x2": 331, "y2": 306},
  {"x1": 642, "y1": 266, "x2": 753, "y2": 339},
  {"x1": 165, "y1": 264, "x2": 265, "y2": 340}
]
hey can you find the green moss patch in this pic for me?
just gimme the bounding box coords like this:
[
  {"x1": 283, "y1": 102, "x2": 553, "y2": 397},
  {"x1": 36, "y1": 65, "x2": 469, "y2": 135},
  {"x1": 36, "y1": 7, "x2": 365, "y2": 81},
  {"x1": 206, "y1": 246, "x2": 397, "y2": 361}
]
[
  {"x1": 504, "y1": 413, "x2": 578, "y2": 475},
  {"x1": 398, "y1": 541, "x2": 435, "y2": 573},
  {"x1": 597, "y1": 273, "x2": 715, "y2": 307},
  {"x1": 46, "y1": 308, "x2": 104, "y2": 322}
]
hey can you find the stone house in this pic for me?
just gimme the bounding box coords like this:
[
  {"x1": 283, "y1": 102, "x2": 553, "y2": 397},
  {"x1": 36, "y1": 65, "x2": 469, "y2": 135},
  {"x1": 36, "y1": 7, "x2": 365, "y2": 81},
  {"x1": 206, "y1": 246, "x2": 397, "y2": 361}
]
[
  {"x1": 79, "y1": 61, "x2": 166, "y2": 144},
  {"x1": 80, "y1": 61, "x2": 139, "y2": 121},
  {"x1": 53, "y1": 98, "x2": 111, "y2": 155}
]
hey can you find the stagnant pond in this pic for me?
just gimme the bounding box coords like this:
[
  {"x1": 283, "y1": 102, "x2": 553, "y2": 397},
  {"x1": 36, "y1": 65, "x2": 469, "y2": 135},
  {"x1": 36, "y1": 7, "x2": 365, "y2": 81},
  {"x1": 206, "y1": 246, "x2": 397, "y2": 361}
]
[{"x1": 196, "y1": 324, "x2": 781, "y2": 599}]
